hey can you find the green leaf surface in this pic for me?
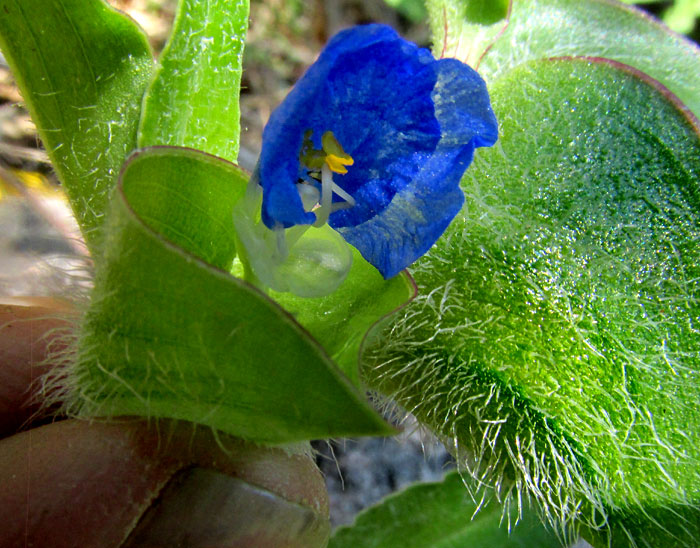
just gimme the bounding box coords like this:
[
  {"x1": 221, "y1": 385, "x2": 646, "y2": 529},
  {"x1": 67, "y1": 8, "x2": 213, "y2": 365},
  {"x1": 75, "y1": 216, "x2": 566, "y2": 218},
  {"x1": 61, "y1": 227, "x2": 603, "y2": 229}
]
[
  {"x1": 429, "y1": 0, "x2": 700, "y2": 117},
  {"x1": 272, "y1": 252, "x2": 416, "y2": 386},
  {"x1": 116, "y1": 147, "x2": 240, "y2": 270},
  {"x1": 383, "y1": 0, "x2": 428, "y2": 22},
  {"x1": 68, "y1": 147, "x2": 392, "y2": 443},
  {"x1": 426, "y1": 0, "x2": 510, "y2": 67},
  {"x1": 138, "y1": 0, "x2": 249, "y2": 162},
  {"x1": 365, "y1": 58, "x2": 700, "y2": 546},
  {"x1": 463, "y1": 0, "x2": 510, "y2": 24},
  {"x1": 330, "y1": 471, "x2": 561, "y2": 548},
  {"x1": 0, "y1": 0, "x2": 153, "y2": 250}
]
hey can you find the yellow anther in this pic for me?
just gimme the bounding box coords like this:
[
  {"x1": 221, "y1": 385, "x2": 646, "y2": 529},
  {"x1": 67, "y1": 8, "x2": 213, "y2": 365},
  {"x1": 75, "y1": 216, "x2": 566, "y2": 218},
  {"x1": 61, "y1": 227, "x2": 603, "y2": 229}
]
[
  {"x1": 325, "y1": 154, "x2": 353, "y2": 174},
  {"x1": 299, "y1": 130, "x2": 354, "y2": 174},
  {"x1": 321, "y1": 131, "x2": 354, "y2": 174}
]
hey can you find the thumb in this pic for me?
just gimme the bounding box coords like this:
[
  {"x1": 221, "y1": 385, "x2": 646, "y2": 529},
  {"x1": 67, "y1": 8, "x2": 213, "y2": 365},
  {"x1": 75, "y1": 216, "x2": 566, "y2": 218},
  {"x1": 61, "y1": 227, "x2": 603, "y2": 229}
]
[
  {"x1": 0, "y1": 299, "x2": 331, "y2": 547},
  {"x1": 1, "y1": 419, "x2": 331, "y2": 548}
]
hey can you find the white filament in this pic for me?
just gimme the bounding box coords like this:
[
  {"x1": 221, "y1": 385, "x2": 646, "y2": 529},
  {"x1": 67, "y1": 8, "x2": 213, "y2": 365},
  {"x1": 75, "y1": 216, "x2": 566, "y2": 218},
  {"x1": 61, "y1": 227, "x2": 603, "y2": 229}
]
[
  {"x1": 331, "y1": 181, "x2": 355, "y2": 206},
  {"x1": 313, "y1": 164, "x2": 334, "y2": 227},
  {"x1": 310, "y1": 164, "x2": 355, "y2": 227}
]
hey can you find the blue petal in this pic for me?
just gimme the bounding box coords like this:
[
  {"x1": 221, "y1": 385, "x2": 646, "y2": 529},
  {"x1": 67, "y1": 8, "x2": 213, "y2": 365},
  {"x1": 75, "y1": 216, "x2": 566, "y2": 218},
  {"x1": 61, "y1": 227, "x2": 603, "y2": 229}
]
[
  {"x1": 259, "y1": 25, "x2": 415, "y2": 228},
  {"x1": 258, "y1": 24, "x2": 498, "y2": 278},
  {"x1": 336, "y1": 59, "x2": 499, "y2": 278}
]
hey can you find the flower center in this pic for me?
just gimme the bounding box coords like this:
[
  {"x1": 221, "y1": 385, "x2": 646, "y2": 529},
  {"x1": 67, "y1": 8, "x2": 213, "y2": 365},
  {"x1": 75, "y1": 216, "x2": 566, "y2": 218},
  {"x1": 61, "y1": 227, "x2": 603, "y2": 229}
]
[{"x1": 297, "y1": 130, "x2": 355, "y2": 227}]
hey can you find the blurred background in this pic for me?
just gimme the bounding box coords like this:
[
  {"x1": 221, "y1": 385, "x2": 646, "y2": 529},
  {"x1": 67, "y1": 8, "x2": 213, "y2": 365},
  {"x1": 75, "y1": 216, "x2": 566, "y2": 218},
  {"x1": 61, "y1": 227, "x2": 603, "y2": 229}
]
[{"x1": 0, "y1": 0, "x2": 697, "y2": 531}]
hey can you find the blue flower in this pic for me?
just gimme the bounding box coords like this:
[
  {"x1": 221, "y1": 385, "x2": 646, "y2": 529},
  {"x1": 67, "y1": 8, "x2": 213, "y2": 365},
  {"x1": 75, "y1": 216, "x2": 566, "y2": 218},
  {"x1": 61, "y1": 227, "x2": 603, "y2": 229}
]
[{"x1": 256, "y1": 24, "x2": 498, "y2": 280}]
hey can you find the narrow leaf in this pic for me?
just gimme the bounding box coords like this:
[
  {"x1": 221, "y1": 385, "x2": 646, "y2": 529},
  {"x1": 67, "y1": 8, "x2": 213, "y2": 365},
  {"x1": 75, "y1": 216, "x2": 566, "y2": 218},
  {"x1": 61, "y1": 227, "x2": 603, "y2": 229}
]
[
  {"x1": 426, "y1": 0, "x2": 511, "y2": 68},
  {"x1": 138, "y1": 0, "x2": 249, "y2": 162},
  {"x1": 0, "y1": 0, "x2": 153, "y2": 250},
  {"x1": 330, "y1": 471, "x2": 561, "y2": 548}
]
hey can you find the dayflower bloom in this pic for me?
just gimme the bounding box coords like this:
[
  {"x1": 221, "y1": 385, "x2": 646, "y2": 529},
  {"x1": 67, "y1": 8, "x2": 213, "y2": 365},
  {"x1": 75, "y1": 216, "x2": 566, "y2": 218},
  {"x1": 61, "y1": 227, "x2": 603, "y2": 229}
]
[{"x1": 239, "y1": 24, "x2": 497, "y2": 294}]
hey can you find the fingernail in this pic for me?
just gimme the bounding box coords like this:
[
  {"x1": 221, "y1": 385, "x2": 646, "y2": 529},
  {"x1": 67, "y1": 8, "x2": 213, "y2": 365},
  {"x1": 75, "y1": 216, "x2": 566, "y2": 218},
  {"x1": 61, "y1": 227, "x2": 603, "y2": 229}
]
[{"x1": 122, "y1": 467, "x2": 331, "y2": 548}]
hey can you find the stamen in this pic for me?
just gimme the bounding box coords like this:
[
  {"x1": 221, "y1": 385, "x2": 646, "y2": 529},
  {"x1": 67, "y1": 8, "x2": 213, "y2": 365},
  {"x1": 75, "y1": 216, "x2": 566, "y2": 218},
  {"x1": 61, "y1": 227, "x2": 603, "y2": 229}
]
[
  {"x1": 331, "y1": 202, "x2": 353, "y2": 213},
  {"x1": 322, "y1": 132, "x2": 354, "y2": 174},
  {"x1": 298, "y1": 129, "x2": 356, "y2": 226},
  {"x1": 275, "y1": 223, "x2": 312, "y2": 260},
  {"x1": 325, "y1": 154, "x2": 352, "y2": 174},
  {"x1": 300, "y1": 130, "x2": 326, "y2": 170},
  {"x1": 331, "y1": 182, "x2": 355, "y2": 206},
  {"x1": 322, "y1": 131, "x2": 352, "y2": 161},
  {"x1": 313, "y1": 163, "x2": 334, "y2": 227}
]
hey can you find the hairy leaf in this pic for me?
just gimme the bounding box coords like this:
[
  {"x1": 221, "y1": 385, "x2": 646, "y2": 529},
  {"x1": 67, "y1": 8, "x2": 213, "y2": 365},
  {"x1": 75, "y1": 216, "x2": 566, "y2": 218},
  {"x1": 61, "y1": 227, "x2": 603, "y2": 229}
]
[
  {"x1": 365, "y1": 58, "x2": 700, "y2": 546},
  {"x1": 0, "y1": 0, "x2": 153, "y2": 250},
  {"x1": 426, "y1": 0, "x2": 511, "y2": 67},
  {"x1": 66, "y1": 147, "x2": 392, "y2": 443},
  {"x1": 138, "y1": 0, "x2": 249, "y2": 162}
]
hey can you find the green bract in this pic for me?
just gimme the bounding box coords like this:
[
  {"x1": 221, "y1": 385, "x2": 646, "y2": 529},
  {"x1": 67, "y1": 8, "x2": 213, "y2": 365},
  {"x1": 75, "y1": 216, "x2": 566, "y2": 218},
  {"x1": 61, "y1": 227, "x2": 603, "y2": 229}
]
[
  {"x1": 0, "y1": 0, "x2": 411, "y2": 443},
  {"x1": 66, "y1": 148, "x2": 394, "y2": 443},
  {"x1": 429, "y1": 0, "x2": 700, "y2": 116},
  {"x1": 366, "y1": 12, "x2": 700, "y2": 544}
]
